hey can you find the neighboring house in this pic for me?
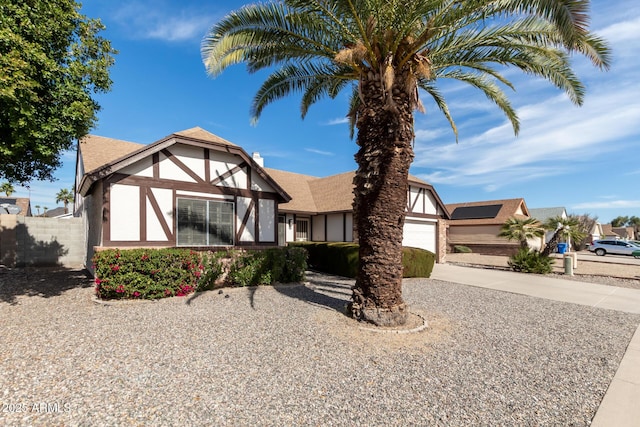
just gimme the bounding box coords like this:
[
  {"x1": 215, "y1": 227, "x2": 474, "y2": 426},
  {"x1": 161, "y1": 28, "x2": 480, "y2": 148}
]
[
  {"x1": 529, "y1": 207, "x2": 568, "y2": 247},
  {"x1": 265, "y1": 168, "x2": 450, "y2": 262},
  {"x1": 75, "y1": 127, "x2": 450, "y2": 269},
  {"x1": 601, "y1": 224, "x2": 621, "y2": 240},
  {"x1": 0, "y1": 197, "x2": 32, "y2": 216},
  {"x1": 43, "y1": 207, "x2": 73, "y2": 218},
  {"x1": 612, "y1": 226, "x2": 636, "y2": 240},
  {"x1": 445, "y1": 198, "x2": 532, "y2": 255}
]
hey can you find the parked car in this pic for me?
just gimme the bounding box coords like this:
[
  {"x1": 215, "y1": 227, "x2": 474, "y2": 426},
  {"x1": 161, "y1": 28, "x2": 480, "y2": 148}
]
[{"x1": 589, "y1": 239, "x2": 640, "y2": 257}]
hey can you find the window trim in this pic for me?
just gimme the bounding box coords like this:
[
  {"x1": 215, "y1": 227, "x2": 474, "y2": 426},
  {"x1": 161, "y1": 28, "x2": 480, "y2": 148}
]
[{"x1": 176, "y1": 197, "x2": 235, "y2": 247}]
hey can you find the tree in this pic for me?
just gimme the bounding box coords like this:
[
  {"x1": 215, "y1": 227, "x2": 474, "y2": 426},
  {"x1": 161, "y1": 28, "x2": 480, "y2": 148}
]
[
  {"x1": 0, "y1": 0, "x2": 116, "y2": 184},
  {"x1": 611, "y1": 216, "x2": 629, "y2": 227},
  {"x1": 35, "y1": 205, "x2": 41, "y2": 216},
  {"x1": 55, "y1": 188, "x2": 74, "y2": 214},
  {"x1": 202, "y1": 0, "x2": 609, "y2": 326},
  {"x1": 498, "y1": 217, "x2": 545, "y2": 250},
  {"x1": 1, "y1": 182, "x2": 15, "y2": 197},
  {"x1": 628, "y1": 216, "x2": 640, "y2": 234},
  {"x1": 541, "y1": 215, "x2": 587, "y2": 256}
]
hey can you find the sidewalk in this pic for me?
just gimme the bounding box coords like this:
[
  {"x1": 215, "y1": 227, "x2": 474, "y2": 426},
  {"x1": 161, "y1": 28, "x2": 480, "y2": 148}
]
[{"x1": 431, "y1": 263, "x2": 640, "y2": 427}]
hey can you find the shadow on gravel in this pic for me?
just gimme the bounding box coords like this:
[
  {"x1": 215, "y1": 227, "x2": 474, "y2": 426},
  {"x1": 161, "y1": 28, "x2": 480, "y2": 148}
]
[
  {"x1": 0, "y1": 267, "x2": 93, "y2": 305},
  {"x1": 274, "y1": 270, "x2": 353, "y2": 315}
]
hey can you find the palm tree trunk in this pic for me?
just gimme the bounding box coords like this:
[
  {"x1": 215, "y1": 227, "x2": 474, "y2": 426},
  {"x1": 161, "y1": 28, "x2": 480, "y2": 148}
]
[
  {"x1": 349, "y1": 68, "x2": 415, "y2": 327},
  {"x1": 542, "y1": 230, "x2": 560, "y2": 257}
]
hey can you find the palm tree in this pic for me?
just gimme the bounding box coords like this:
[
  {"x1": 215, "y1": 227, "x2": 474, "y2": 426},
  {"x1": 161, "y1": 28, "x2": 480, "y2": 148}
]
[
  {"x1": 34, "y1": 205, "x2": 41, "y2": 216},
  {"x1": 541, "y1": 215, "x2": 587, "y2": 256},
  {"x1": 202, "y1": 0, "x2": 609, "y2": 326},
  {"x1": 498, "y1": 217, "x2": 545, "y2": 250},
  {"x1": 55, "y1": 188, "x2": 74, "y2": 214},
  {"x1": 1, "y1": 182, "x2": 15, "y2": 197}
]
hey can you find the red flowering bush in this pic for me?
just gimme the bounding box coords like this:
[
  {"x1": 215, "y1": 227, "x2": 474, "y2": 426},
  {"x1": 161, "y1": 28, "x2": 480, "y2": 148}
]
[
  {"x1": 93, "y1": 248, "x2": 203, "y2": 300},
  {"x1": 93, "y1": 247, "x2": 308, "y2": 300}
]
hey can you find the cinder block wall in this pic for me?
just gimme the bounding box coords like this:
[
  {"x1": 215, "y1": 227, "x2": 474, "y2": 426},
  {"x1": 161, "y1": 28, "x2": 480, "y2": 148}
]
[{"x1": 0, "y1": 215, "x2": 85, "y2": 268}]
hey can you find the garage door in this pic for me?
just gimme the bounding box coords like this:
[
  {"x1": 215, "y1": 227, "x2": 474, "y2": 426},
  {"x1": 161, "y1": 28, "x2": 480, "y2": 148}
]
[{"x1": 402, "y1": 219, "x2": 436, "y2": 253}]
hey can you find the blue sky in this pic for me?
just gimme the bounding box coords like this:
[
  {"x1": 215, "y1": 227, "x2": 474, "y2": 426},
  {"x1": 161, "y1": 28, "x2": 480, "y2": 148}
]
[{"x1": 12, "y1": 0, "x2": 640, "y2": 223}]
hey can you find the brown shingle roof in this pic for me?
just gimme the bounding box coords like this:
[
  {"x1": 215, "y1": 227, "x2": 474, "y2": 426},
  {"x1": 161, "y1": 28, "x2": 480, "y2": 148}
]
[
  {"x1": 173, "y1": 127, "x2": 237, "y2": 146},
  {"x1": 79, "y1": 135, "x2": 143, "y2": 173},
  {"x1": 267, "y1": 168, "x2": 436, "y2": 214},
  {"x1": 263, "y1": 168, "x2": 319, "y2": 213},
  {"x1": 445, "y1": 198, "x2": 530, "y2": 225}
]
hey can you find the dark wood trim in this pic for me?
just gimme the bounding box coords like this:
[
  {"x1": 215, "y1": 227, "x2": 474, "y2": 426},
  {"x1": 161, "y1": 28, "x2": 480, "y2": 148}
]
[
  {"x1": 406, "y1": 212, "x2": 441, "y2": 220},
  {"x1": 324, "y1": 215, "x2": 328, "y2": 241},
  {"x1": 161, "y1": 148, "x2": 206, "y2": 184},
  {"x1": 152, "y1": 153, "x2": 160, "y2": 179},
  {"x1": 247, "y1": 165, "x2": 252, "y2": 191},
  {"x1": 105, "y1": 173, "x2": 280, "y2": 201},
  {"x1": 254, "y1": 197, "x2": 260, "y2": 242},
  {"x1": 409, "y1": 186, "x2": 424, "y2": 213},
  {"x1": 204, "y1": 149, "x2": 210, "y2": 183},
  {"x1": 102, "y1": 240, "x2": 175, "y2": 248},
  {"x1": 103, "y1": 182, "x2": 111, "y2": 243},
  {"x1": 147, "y1": 187, "x2": 174, "y2": 240},
  {"x1": 210, "y1": 162, "x2": 247, "y2": 186},
  {"x1": 237, "y1": 198, "x2": 255, "y2": 242},
  {"x1": 343, "y1": 213, "x2": 347, "y2": 242}
]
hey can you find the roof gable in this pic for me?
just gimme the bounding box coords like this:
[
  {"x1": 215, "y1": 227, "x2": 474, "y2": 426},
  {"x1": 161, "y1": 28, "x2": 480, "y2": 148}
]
[{"x1": 78, "y1": 127, "x2": 289, "y2": 202}]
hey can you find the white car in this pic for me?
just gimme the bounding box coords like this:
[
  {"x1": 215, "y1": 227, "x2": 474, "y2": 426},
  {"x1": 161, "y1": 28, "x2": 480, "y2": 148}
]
[{"x1": 588, "y1": 240, "x2": 640, "y2": 257}]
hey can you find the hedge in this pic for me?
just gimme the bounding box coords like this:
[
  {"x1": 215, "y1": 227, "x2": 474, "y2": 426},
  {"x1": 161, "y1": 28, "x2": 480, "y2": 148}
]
[{"x1": 288, "y1": 242, "x2": 435, "y2": 278}]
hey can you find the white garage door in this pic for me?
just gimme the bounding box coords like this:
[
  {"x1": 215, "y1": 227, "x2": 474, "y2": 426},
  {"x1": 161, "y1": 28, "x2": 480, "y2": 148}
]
[{"x1": 402, "y1": 219, "x2": 436, "y2": 253}]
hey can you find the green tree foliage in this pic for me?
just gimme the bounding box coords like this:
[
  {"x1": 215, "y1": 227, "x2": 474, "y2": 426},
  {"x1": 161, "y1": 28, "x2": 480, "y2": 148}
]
[
  {"x1": 1, "y1": 182, "x2": 15, "y2": 196},
  {"x1": 0, "y1": 0, "x2": 116, "y2": 184},
  {"x1": 202, "y1": 0, "x2": 609, "y2": 326},
  {"x1": 611, "y1": 216, "x2": 629, "y2": 227},
  {"x1": 498, "y1": 217, "x2": 545, "y2": 249}
]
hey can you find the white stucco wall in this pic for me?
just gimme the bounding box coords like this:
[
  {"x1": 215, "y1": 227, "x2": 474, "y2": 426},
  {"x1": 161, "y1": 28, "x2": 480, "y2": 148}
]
[
  {"x1": 110, "y1": 184, "x2": 140, "y2": 241},
  {"x1": 259, "y1": 199, "x2": 275, "y2": 242}
]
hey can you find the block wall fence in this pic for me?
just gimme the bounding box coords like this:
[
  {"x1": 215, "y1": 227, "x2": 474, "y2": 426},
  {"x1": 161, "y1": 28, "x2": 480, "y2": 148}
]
[{"x1": 0, "y1": 215, "x2": 85, "y2": 268}]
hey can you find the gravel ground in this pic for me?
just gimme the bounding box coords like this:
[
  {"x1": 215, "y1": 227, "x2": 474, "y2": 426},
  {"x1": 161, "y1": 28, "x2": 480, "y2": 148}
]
[{"x1": 1, "y1": 267, "x2": 639, "y2": 426}]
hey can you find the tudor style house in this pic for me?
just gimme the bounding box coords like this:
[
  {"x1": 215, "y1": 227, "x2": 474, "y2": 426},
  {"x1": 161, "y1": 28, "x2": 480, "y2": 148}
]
[{"x1": 75, "y1": 127, "x2": 449, "y2": 269}]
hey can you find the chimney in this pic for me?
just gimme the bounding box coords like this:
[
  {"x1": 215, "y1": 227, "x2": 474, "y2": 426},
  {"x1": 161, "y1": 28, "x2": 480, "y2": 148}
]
[{"x1": 252, "y1": 152, "x2": 264, "y2": 167}]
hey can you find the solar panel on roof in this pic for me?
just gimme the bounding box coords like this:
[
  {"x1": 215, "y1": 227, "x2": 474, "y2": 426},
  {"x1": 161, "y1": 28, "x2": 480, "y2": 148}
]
[{"x1": 451, "y1": 204, "x2": 502, "y2": 220}]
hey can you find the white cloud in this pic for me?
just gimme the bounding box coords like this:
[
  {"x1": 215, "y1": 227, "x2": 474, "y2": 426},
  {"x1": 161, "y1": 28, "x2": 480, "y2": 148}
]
[
  {"x1": 572, "y1": 200, "x2": 640, "y2": 210},
  {"x1": 305, "y1": 148, "x2": 334, "y2": 156},
  {"x1": 326, "y1": 117, "x2": 349, "y2": 126},
  {"x1": 112, "y1": 2, "x2": 218, "y2": 42},
  {"x1": 411, "y1": 73, "x2": 640, "y2": 190}
]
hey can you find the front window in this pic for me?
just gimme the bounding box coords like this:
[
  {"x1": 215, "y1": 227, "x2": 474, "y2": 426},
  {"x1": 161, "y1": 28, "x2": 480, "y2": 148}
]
[
  {"x1": 296, "y1": 218, "x2": 309, "y2": 241},
  {"x1": 177, "y1": 198, "x2": 234, "y2": 246}
]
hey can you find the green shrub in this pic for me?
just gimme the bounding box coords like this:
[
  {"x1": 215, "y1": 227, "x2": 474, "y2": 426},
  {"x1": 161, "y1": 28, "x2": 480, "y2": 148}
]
[
  {"x1": 289, "y1": 242, "x2": 434, "y2": 278},
  {"x1": 228, "y1": 247, "x2": 308, "y2": 286},
  {"x1": 93, "y1": 248, "x2": 202, "y2": 300},
  {"x1": 453, "y1": 245, "x2": 472, "y2": 253},
  {"x1": 199, "y1": 250, "x2": 229, "y2": 291},
  {"x1": 402, "y1": 247, "x2": 436, "y2": 278},
  {"x1": 94, "y1": 246, "x2": 308, "y2": 299},
  {"x1": 508, "y1": 248, "x2": 554, "y2": 274}
]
